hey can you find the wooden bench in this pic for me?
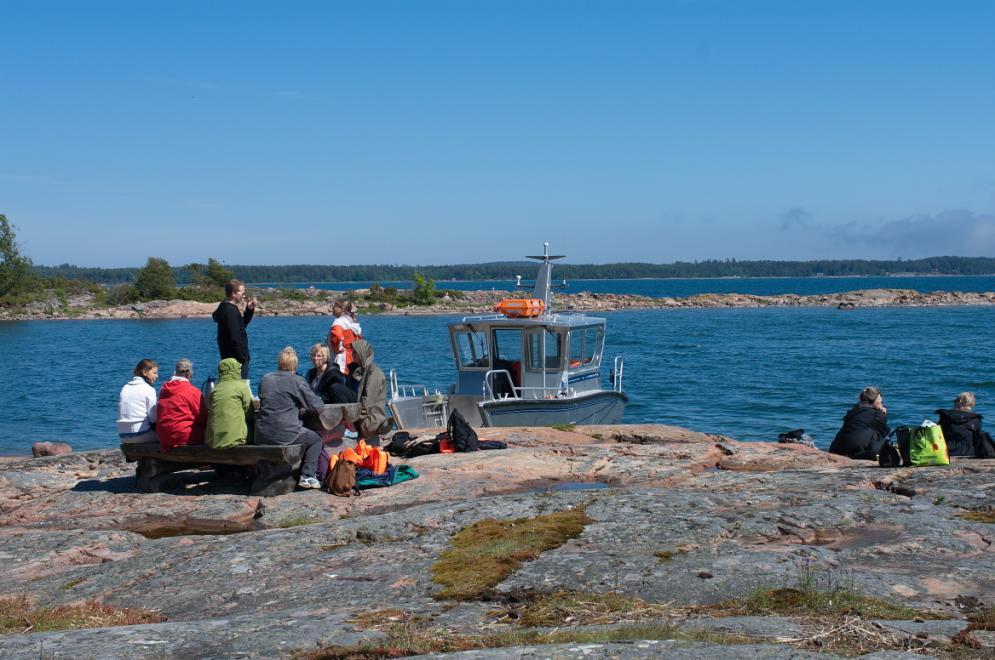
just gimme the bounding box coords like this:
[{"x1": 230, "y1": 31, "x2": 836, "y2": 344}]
[{"x1": 120, "y1": 442, "x2": 305, "y2": 497}]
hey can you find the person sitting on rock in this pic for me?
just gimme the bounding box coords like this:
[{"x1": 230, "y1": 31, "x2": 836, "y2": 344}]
[
  {"x1": 157, "y1": 358, "x2": 209, "y2": 453},
  {"x1": 937, "y1": 392, "x2": 985, "y2": 457},
  {"x1": 829, "y1": 386, "x2": 889, "y2": 460},
  {"x1": 205, "y1": 358, "x2": 253, "y2": 450},
  {"x1": 254, "y1": 347, "x2": 326, "y2": 490},
  {"x1": 117, "y1": 359, "x2": 159, "y2": 444}
]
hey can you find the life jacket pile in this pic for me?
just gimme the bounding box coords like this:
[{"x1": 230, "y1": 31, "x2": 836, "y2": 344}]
[{"x1": 327, "y1": 439, "x2": 390, "y2": 479}]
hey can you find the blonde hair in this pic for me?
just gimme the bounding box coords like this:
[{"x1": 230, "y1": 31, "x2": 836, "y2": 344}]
[
  {"x1": 310, "y1": 343, "x2": 329, "y2": 361},
  {"x1": 277, "y1": 347, "x2": 298, "y2": 372},
  {"x1": 955, "y1": 391, "x2": 975, "y2": 411}
]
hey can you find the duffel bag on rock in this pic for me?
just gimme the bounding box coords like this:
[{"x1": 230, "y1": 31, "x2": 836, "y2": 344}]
[{"x1": 909, "y1": 422, "x2": 950, "y2": 467}]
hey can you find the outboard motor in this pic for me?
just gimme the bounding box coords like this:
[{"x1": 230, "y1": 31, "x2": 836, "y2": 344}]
[{"x1": 201, "y1": 376, "x2": 216, "y2": 409}]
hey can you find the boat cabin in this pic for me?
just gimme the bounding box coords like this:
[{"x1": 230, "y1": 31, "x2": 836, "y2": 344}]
[{"x1": 449, "y1": 313, "x2": 607, "y2": 402}]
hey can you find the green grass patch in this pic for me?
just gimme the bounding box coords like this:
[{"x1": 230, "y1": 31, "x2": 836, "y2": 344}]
[
  {"x1": 712, "y1": 586, "x2": 921, "y2": 619},
  {"x1": 277, "y1": 516, "x2": 321, "y2": 529},
  {"x1": 956, "y1": 510, "x2": 995, "y2": 524},
  {"x1": 304, "y1": 619, "x2": 748, "y2": 659},
  {"x1": 968, "y1": 605, "x2": 995, "y2": 631},
  {"x1": 59, "y1": 578, "x2": 85, "y2": 591},
  {"x1": 431, "y1": 507, "x2": 590, "y2": 600},
  {"x1": 513, "y1": 590, "x2": 678, "y2": 627},
  {"x1": 550, "y1": 423, "x2": 576, "y2": 432},
  {"x1": 0, "y1": 594, "x2": 165, "y2": 634},
  {"x1": 348, "y1": 608, "x2": 425, "y2": 630},
  {"x1": 704, "y1": 563, "x2": 935, "y2": 620}
]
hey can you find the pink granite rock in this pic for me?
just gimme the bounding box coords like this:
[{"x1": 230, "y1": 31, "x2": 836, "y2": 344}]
[{"x1": 32, "y1": 441, "x2": 73, "y2": 457}]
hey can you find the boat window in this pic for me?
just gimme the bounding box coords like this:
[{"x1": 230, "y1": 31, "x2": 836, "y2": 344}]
[
  {"x1": 568, "y1": 326, "x2": 603, "y2": 368},
  {"x1": 584, "y1": 326, "x2": 604, "y2": 364},
  {"x1": 492, "y1": 328, "x2": 523, "y2": 386},
  {"x1": 454, "y1": 330, "x2": 490, "y2": 369},
  {"x1": 526, "y1": 329, "x2": 562, "y2": 370}
]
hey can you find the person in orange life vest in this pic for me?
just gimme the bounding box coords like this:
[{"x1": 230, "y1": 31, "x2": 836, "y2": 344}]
[
  {"x1": 157, "y1": 358, "x2": 208, "y2": 452},
  {"x1": 327, "y1": 299, "x2": 362, "y2": 376}
]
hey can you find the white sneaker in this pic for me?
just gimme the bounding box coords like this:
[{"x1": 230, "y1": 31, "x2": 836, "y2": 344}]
[
  {"x1": 298, "y1": 475, "x2": 321, "y2": 489},
  {"x1": 343, "y1": 430, "x2": 359, "y2": 441}
]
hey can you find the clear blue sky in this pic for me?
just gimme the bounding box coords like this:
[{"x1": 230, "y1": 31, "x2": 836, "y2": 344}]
[{"x1": 2, "y1": 1, "x2": 993, "y2": 267}]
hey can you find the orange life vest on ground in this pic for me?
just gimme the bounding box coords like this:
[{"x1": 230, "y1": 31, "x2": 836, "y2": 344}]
[{"x1": 331, "y1": 439, "x2": 389, "y2": 475}]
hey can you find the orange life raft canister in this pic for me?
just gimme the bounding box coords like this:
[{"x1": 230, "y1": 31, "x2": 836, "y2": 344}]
[{"x1": 493, "y1": 298, "x2": 545, "y2": 318}]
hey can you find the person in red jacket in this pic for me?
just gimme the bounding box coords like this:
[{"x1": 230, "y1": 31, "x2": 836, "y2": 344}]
[{"x1": 157, "y1": 358, "x2": 209, "y2": 452}]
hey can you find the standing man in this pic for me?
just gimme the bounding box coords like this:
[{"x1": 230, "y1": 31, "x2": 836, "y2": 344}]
[{"x1": 213, "y1": 279, "x2": 257, "y2": 380}]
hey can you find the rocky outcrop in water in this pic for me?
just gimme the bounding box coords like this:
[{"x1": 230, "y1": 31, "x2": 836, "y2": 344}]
[
  {"x1": 3, "y1": 287, "x2": 995, "y2": 321},
  {"x1": 0, "y1": 425, "x2": 992, "y2": 657}
]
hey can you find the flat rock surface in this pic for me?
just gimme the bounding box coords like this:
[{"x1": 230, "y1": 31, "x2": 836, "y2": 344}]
[{"x1": 0, "y1": 425, "x2": 991, "y2": 658}]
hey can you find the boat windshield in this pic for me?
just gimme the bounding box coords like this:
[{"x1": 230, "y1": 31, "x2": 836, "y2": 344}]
[
  {"x1": 526, "y1": 328, "x2": 562, "y2": 370},
  {"x1": 568, "y1": 326, "x2": 604, "y2": 368},
  {"x1": 453, "y1": 328, "x2": 490, "y2": 369}
]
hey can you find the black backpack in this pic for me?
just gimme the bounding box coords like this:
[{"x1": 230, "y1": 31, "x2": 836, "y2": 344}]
[
  {"x1": 385, "y1": 431, "x2": 440, "y2": 458},
  {"x1": 878, "y1": 442, "x2": 903, "y2": 468},
  {"x1": 975, "y1": 430, "x2": 995, "y2": 459},
  {"x1": 447, "y1": 409, "x2": 479, "y2": 452}
]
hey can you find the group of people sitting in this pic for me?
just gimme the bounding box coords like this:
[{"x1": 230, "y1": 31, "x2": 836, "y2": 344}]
[
  {"x1": 829, "y1": 386, "x2": 993, "y2": 460},
  {"x1": 116, "y1": 336, "x2": 387, "y2": 491}
]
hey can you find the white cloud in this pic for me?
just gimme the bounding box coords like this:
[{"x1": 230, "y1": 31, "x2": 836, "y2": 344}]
[{"x1": 832, "y1": 209, "x2": 995, "y2": 258}]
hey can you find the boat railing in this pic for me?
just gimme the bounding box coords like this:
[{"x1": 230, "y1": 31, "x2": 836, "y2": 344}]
[
  {"x1": 389, "y1": 368, "x2": 431, "y2": 401},
  {"x1": 482, "y1": 370, "x2": 572, "y2": 402},
  {"x1": 612, "y1": 356, "x2": 625, "y2": 393}
]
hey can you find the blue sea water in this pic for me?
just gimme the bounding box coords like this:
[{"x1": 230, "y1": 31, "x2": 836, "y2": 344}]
[
  {"x1": 1, "y1": 278, "x2": 993, "y2": 455},
  {"x1": 255, "y1": 275, "x2": 995, "y2": 297}
]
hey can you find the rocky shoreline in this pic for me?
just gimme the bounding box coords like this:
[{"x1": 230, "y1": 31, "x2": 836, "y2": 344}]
[
  {"x1": 3, "y1": 287, "x2": 995, "y2": 321},
  {"x1": 0, "y1": 424, "x2": 992, "y2": 657}
]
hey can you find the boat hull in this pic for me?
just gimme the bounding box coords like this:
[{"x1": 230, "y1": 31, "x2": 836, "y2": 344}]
[{"x1": 479, "y1": 390, "x2": 627, "y2": 427}]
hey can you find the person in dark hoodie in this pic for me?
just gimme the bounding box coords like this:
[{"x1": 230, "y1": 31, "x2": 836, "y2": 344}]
[
  {"x1": 352, "y1": 339, "x2": 389, "y2": 442},
  {"x1": 829, "y1": 386, "x2": 890, "y2": 460},
  {"x1": 212, "y1": 279, "x2": 257, "y2": 380},
  {"x1": 937, "y1": 392, "x2": 984, "y2": 457}
]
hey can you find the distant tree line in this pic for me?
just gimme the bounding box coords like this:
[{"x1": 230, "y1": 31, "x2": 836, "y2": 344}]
[
  {"x1": 0, "y1": 215, "x2": 446, "y2": 308},
  {"x1": 31, "y1": 256, "x2": 995, "y2": 285}
]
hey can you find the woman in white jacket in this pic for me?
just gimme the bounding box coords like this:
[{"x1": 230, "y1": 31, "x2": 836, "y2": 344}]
[
  {"x1": 327, "y1": 300, "x2": 362, "y2": 376},
  {"x1": 117, "y1": 359, "x2": 159, "y2": 444}
]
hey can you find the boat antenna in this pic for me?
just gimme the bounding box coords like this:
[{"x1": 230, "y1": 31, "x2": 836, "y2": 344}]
[{"x1": 526, "y1": 241, "x2": 566, "y2": 311}]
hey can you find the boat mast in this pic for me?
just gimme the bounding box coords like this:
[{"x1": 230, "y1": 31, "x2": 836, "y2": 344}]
[{"x1": 526, "y1": 241, "x2": 565, "y2": 313}]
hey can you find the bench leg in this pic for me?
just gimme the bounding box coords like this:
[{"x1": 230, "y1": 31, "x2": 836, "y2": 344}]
[
  {"x1": 249, "y1": 461, "x2": 299, "y2": 497},
  {"x1": 137, "y1": 457, "x2": 190, "y2": 479},
  {"x1": 135, "y1": 467, "x2": 190, "y2": 493}
]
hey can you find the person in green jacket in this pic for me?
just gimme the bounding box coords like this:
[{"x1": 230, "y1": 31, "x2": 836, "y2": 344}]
[{"x1": 205, "y1": 358, "x2": 253, "y2": 449}]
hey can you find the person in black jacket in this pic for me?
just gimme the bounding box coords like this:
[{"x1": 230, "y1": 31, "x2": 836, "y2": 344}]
[
  {"x1": 937, "y1": 392, "x2": 984, "y2": 457},
  {"x1": 212, "y1": 279, "x2": 256, "y2": 380},
  {"x1": 829, "y1": 386, "x2": 890, "y2": 460},
  {"x1": 305, "y1": 343, "x2": 357, "y2": 405}
]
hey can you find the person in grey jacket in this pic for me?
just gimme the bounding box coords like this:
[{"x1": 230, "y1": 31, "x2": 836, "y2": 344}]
[{"x1": 254, "y1": 347, "x2": 326, "y2": 489}]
